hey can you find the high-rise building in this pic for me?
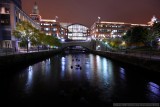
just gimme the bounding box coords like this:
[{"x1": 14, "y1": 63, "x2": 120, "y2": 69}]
[{"x1": 0, "y1": 0, "x2": 40, "y2": 49}]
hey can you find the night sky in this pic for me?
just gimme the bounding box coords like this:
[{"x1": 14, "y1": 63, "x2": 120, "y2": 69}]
[{"x1": 22, "y1": 0, "x2": 160, "y2": 27}]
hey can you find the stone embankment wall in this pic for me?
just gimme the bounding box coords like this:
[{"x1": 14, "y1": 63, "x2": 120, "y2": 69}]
[
  {"x1": 0, "y1": 50, "x2": 61, "y2": 68},
  {"x1": 92, "y1": 51, "x2": 160, "y2": 73}
]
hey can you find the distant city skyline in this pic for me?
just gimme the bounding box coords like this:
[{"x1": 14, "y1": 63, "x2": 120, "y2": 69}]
[{"x1": 22, "y1": 0, "x2": 160, "y2": 27}]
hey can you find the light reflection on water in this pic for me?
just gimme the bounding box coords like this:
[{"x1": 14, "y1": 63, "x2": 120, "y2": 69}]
[
  {"x1": 148, "y1": 82, "x2": 160, "y2": 96},
  {"x1": 120, "y1": 67, "x2": 126, "y2": 80},
  {"x1": 61, "y1": 57, "x2": 65, "y2": 79},
  {"x1": 25, "y1": 66, "x2": 33, "y2": 94},
  {"x1": 4, "y1": 53, "x2": 160, "y2": 104},
  {"x1": 45, "y1": 58, "x2": 51, "y2": 77}
]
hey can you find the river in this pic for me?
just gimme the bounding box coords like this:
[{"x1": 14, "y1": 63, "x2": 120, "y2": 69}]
[{"x1": 1, "y1": 53, "x2": 160, "y2": 106}]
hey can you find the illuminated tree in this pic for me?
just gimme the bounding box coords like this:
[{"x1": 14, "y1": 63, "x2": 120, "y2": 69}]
[
  {"x1": 13, "y1": 21, "x2": 61, "y2": 52},
  {"x1": 13, "y1": 21, "x2": 37, "y2": 52}
]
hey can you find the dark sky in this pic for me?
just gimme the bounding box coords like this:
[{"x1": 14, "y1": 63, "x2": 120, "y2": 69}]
[{"x1": 22, "y1": 0, "x2": 160, "y2": 27}]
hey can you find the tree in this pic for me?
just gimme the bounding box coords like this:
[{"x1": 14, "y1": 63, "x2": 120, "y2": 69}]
[
  {"x1": 13, "y1": 21, "x2": 38, "y2": 52},
  {"x1": 30, "y1": 29, "x2": 45, "y2": 51},
  {"x1": 123, "y1": 26, "x2": 149, "y2": 48},
  {"x1": 108, "y1": 37, "x2": 122, "y2": 49},
  {"x1": 147, "y1": 22, "x2": 160, "y2": 47},
  {"x1": 52, "y1": 37, "x2": 62, "y2": 47},
  {"x1": 13, "y1": 21, "x2": 62, "y2": 52},
  {"x1": 43, "y1": 35, "x2": 61, "y2": 48}
]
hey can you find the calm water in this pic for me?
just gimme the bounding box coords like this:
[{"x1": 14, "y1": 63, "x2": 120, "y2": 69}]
[{"x1": 1, "y1": 53, "x2": 160, "y2": 106}]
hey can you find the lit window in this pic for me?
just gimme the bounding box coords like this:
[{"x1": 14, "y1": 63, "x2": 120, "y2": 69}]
[
  {"x1": 53, "y1": 28, "x2": 57, "y2": 31},
  {"x1": 46, "y1": 33, "x2": 51, "y2": 35},
  {"x1": 100, "y1": 24, "x2": 103, "y2": 27},
  {"x1": 44, "y1": 23, "x2": 50, "y2": 26},
  {"x1": 1, "y1": 20, "x2": 4, "y2": 23},
  {"x1": 19, "y1": 13, "x2": 21, "y2": 19},
  {"x1": 44, "y1": 28, "x2": 50, "y2": 31},
  {"x1": 112, "y1": 30, "x2": 117, "y2": 32}
]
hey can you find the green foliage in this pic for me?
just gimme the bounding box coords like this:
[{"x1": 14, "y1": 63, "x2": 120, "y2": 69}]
[
  {"x1": 108, "y1": 38, "x2": 122, "y2": 48},
  {"x1": 13, "y1": 21, "x2": 36, "y2": 48},
  {"x1": 147, "y1": 22, "x2": 160, "y2": 47},
  {"x1": 13, "y1": 21, "x2": 61, "y2": 50},
  {"x1": 123, "y1": 26, "x2": 149, "y2": 47},
  {"x1": 42, "y1": 35, "x2": 61, "y2": 47},
  {"x1": 102, "y1": 38, "x2": 123, "y2": 49}
]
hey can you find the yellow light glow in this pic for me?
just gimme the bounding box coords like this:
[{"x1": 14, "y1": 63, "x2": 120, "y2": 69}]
[{"x1": 40, "y1": 19, "x2": 56, "y2": 22}]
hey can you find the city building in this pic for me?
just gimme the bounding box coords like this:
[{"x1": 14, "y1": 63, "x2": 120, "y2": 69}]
[
  {"x1": 30, "y1": 2, "x2": 41, "y2": 24},
  {"x1": 148, "y1": 15, "x2": 160, "y2": 26},
  {"x1": 30, "y1": 2, "x2": 68, "y2": 40},
  {"x1": 90, "y1": 20, "x2": 149, "y2": 40},
  {"x1": 0, "y1": 0, "x2": 40, "y2": 49},
  {"x1": 60, "y1": 22, "x2": 90, "y2": 41},
  {"x1": 67, "y1": 24, "x2": 90, "y2": 41},
  {"x1": 30, "y1": 2, "x2": 90, "y2": 41},
  {"x1": 91, "y1": 21, "x2": 130, "y2": 39},
  {"x1": 40, "y1": 19, "x2": 67, "y2": 39}
]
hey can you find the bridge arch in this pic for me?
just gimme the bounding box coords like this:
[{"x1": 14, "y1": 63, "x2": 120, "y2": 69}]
[
  {"x1": 62, "y1": 45, "x2": 90, "y2": 50},
  {"x1": 61, "y1": 41, "x2": 95, "y2": 50}
]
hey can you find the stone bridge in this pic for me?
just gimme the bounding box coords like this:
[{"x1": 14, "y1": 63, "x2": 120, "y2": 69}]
[{"x1": 61, "y1": 41, "x2": 96, "y2": 50}]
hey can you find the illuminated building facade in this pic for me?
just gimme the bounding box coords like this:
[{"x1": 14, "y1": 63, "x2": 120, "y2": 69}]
[
  {"x1": 67, "y1": 24, "x2": 90, "y2": 41},
  {"x1": 30, "y1": 3, "x2": 67, "y2": 40},
  {"x1": 91, "y1": 21, "x2": 131, "y2": 39},
  {"x1": 148, "y1": 16, "x2": 160, "y2": 26},
  {"x1": 91, "y1": 21, "x2": 149, "y2": 40},
  {"x1": 0, "y1": 0, "x2": 40, "y2": 49},
  {"x1": 40, "y1": 19, "x2": 67, "y2": 39},
  {"x1": 30, "y1": 2, "x2": 89, "y2": 41}
]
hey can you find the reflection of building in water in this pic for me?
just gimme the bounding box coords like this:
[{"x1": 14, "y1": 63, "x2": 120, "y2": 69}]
[{"x1": 0, "y1": 0, "x2": 40, "y2": 49}]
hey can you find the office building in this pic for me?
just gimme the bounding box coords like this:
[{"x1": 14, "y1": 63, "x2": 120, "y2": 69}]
[
  {"x1": 90, "y1": 21, "x2": 149, "y2": 40},
  {"x1": 30, "y1": 2, "x2": 68, "y2": 40},
  {"x1": 0, "y1": 0, "x2": 40, "y2": 49}
]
